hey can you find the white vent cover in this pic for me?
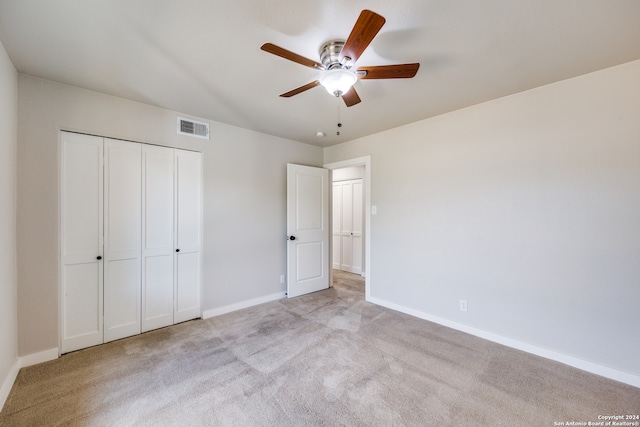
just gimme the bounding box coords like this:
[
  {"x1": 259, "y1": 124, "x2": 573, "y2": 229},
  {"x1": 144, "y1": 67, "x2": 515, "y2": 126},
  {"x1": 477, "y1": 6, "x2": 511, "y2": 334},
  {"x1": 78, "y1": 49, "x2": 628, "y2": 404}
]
[{"x1": 177, "y1": 117, "x2": 209, "y2": 140}]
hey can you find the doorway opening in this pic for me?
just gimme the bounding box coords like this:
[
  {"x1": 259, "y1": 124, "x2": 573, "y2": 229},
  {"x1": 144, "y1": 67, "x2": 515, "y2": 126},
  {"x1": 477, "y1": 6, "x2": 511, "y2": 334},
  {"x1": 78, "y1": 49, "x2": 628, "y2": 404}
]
[
  {"x1": 332, "y1": 167, "x2": 364, "y2": 275},
  {"x1": 324, "y1": 156, "x2": 371, "y2": 301}
]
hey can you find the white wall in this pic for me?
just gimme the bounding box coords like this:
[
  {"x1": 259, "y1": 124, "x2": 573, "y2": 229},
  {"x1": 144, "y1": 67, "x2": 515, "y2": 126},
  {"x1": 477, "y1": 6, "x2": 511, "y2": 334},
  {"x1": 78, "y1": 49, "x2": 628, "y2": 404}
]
[
  {"x1": 325, "y1": 60, "x2": 640, "y2": 381},
  {"x1": 332, "y1": 165, "x2": 364, "y2": 182},
  {"x1": 0, "y1": 40, "x2": 19, "y2": 408},
  {"x1": 17, "y1": 75, "x2": 323, "y2": 356}
]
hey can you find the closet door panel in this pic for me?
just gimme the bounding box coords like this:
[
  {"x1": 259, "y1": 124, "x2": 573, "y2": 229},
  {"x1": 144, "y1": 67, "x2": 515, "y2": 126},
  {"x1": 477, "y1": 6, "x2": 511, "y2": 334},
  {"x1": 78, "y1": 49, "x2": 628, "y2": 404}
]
[
  {"x1": 351, "y1": 180, "x2": 364, "y2": 275},
  {"x1": 143, "y1": 255, "x2": 174, "y2": 330},
  {"x1": 103, "y1": 139, "x2": 142, "y2": 342},
  {"x1": 340, "y1": 182, "x2": 353, "y2": 271},
  {"x1": 175, "y1": 153, "x2": 201, "y2": 251},
  {"x1": 142, "y1": 145, "x2": 175, "y2": 332},
  {"x1": 175, "y1": 251, "x2": 200, "y2": 322},
  {"x1": 333, "y1": 178, "x2": 364, "y2": 275},
  {"x1": 332, "y1": 183, "x2": 342, "y2": 269},
  {"x1": 174, "y1": 150, "x2": 202, "y2": 323},
  {"x1": 104, "y1": 258, "x2": 140, "y2": 340},
  {"x1": 63, "y1": 263, "x2": 101, "y2": 337},
  {"x1": 61, "y1": 132, "x2": 104, "y2": 354}
]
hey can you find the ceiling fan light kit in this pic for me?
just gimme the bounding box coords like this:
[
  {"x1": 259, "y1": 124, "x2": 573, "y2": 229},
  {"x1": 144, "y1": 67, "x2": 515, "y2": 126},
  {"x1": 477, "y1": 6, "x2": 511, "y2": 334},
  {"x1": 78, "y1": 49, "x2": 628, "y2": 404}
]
[
  {"x1": 261, "y1": 9, "x2": 420, "y2": 108},
  {"x1": 319, "y1": 68, "x2": 357, "y2": 97}
]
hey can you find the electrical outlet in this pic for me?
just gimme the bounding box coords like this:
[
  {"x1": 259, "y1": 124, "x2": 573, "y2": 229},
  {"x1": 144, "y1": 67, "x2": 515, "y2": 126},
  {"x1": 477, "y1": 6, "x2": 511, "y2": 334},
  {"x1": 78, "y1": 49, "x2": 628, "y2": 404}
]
[
  {"x1": 280, "y1": 274, "x2": 285, "y2": 284},
  {"x1": 459, "y1": 300, "x2": 468, "y2": 312}
]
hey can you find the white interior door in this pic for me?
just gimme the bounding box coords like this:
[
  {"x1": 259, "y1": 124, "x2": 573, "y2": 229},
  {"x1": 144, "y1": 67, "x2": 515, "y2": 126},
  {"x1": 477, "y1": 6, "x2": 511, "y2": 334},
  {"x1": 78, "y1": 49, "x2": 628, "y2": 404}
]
[
  {"x1": 103, "y1": 139, "x2": 142, "y2": 342},
  {"x1": 174, "y1": 149, "x2": 202, "y2": 323},
  {"x1": 287, "y1": 164, "x2": 329, "y2": 298},
  {"x1": 61, "y1": 132, "x2": 104, "y2": 353},
  {"x1": 142, "y1": 145, "x2": 175, "y2": 332}
]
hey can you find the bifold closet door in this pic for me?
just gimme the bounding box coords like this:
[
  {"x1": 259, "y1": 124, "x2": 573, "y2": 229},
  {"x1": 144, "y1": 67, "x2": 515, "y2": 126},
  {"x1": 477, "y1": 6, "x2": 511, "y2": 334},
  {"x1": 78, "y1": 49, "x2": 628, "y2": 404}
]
[
  {"x1": 340, "y1": 182, "x2": 354, "y2": 271},
  {"x1": 61, "y1": 132, "x2": 202, "y2": 352},
  {"x1": 142, "y1": 145, "x2": 175, "y2": 332},
  {"x1": 174, "y1": 149, "x2": 202, "y2": 324},
  {"x1": 332, "y1": 179, "x2": 363, "y2": 275},
  {"x1": 61, "y1": 132, "x2": 104, "y2": 354},
  {"x1": 103, "y1": 139, "x2": 142, "y2": 342},
  {"x1": 332, "y1": 183, "x2": 343, "y2": 270},
  {"x1": 349, "y1": 179, "x2": 363, "y2": 275}
]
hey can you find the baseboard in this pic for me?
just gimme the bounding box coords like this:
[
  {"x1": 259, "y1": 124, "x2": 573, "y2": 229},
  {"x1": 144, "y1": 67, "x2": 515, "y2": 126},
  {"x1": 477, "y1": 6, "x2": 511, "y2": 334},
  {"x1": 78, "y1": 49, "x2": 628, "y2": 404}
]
[
  {"x1": 0, "y1": 359, "x2": 20, "y2": 412},
  {"x1": 367, "y1": 296, "x2": 640, "y2": 389},
  {"x1": 202, "y1": 292, "x2": 286, "y2": 319},
  {"x1": 1, "y1": 347, "x2": 59, "y2": 411},
  {"x1": 20, "y1": 348, "x2": 58, "y2": 368}
]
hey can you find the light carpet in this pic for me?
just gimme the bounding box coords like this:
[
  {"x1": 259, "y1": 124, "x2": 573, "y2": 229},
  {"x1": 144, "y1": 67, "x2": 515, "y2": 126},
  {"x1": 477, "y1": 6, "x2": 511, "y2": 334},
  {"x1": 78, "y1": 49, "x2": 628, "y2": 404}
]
[{"x1": 1, "y1": 271, "x2": 638, "y2": 426}]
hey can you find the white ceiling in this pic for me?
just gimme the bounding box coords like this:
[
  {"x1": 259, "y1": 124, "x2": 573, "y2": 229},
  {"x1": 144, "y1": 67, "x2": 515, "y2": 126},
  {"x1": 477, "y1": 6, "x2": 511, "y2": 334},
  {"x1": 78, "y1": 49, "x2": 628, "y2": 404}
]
[{"x1": 1, "y1": 1, "x2": 639, "y2": 147}]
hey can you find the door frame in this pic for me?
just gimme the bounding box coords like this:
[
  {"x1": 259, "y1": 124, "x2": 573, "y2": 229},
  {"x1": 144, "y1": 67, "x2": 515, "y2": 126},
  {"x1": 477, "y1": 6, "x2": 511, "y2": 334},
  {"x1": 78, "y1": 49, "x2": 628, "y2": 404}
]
[{"x1": 324, "y1": 156, "x2": 371, "y2": 301}]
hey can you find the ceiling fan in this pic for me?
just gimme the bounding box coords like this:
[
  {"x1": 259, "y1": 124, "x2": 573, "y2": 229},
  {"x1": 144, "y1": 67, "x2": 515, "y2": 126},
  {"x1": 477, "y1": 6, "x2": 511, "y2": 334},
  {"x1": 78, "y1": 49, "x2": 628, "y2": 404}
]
[{"x1": 261, "y1": 9, "x2": 420, "y2": 107}]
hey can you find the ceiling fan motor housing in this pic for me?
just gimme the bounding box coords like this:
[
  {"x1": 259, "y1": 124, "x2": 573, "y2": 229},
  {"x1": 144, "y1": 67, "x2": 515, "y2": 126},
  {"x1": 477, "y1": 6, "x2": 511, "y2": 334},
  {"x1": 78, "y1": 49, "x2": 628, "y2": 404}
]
[{"x1": 320, "y1": 40, "x2": 351, "y2": 69}]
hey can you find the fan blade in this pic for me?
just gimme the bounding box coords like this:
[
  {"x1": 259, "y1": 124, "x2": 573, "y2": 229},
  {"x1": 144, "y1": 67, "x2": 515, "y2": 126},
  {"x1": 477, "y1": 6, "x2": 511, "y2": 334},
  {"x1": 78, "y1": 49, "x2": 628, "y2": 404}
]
[
  {"x1": 342, "y1": 87, "x2": 361, "y2": 107},
  {"x1": 340, "y1": 10, "x2": 386, "y2": 64},
  {"x1": 357, "y1": 63, "x2": 420, "y2": 79},
  {"x1": 261, "y1": 43, "x2": 324, "y2": 69},
  {"x1": 280, "y1": 81, "x2": 321, "y2": 98}
]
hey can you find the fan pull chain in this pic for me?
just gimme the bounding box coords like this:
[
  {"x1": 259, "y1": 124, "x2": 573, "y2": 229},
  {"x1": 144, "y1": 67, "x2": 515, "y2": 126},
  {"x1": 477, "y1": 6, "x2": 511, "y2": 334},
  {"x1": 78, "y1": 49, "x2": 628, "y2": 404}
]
[{"x1": 336, "y1": 99, "x2": 342, "y2": 136}]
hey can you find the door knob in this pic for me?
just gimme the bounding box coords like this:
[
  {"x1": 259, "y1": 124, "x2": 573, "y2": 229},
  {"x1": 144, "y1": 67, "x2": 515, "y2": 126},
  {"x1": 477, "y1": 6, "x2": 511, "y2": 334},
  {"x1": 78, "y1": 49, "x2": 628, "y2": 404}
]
[
  {"x1": 176, "y1": 249, "x2": 180, "y2": 252},
  {"x1": 289, "y1": 236, "x2": 296, "y2": 241},
  {"x1": 96, "y1": 256, "x2": 102, "y2": 260}
]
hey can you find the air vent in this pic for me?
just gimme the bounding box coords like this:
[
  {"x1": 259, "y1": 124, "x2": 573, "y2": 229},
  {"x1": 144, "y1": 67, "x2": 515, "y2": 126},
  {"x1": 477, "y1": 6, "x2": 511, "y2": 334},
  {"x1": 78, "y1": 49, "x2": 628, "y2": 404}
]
[{"x1": 177, "y1": 117, "x2": 209, "y2": 140}]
